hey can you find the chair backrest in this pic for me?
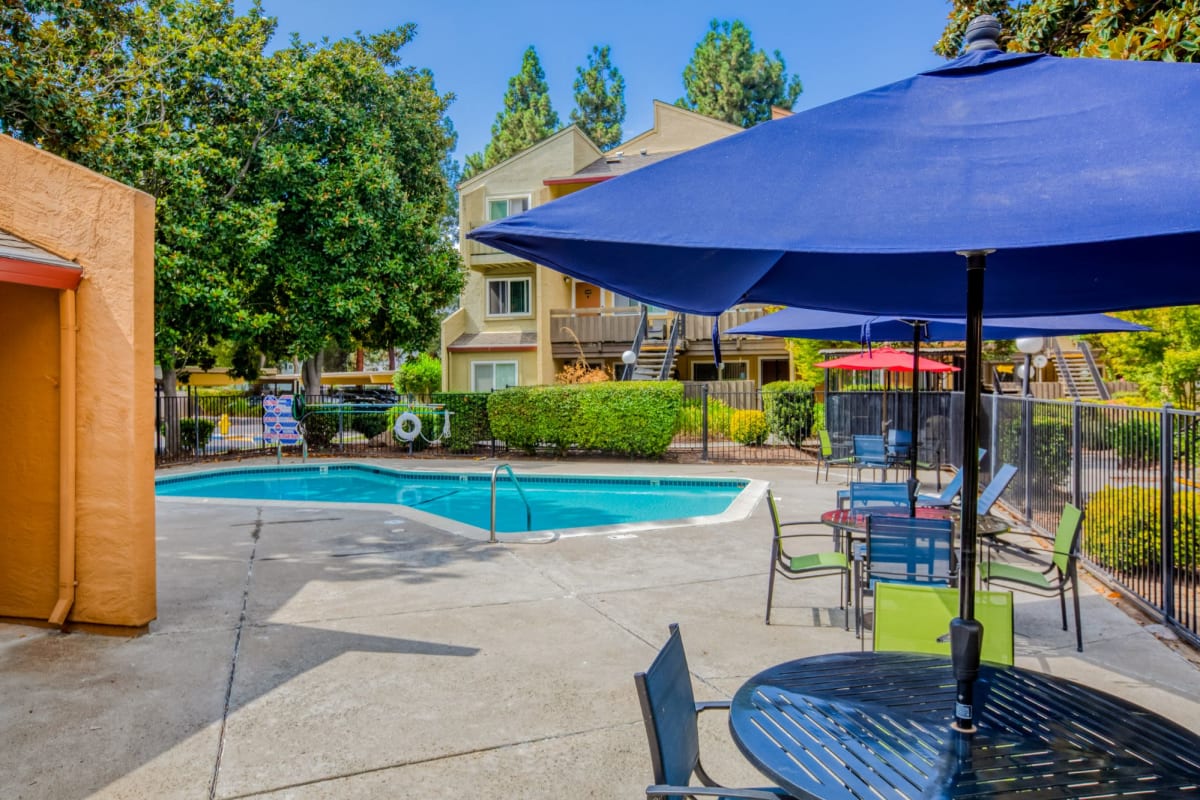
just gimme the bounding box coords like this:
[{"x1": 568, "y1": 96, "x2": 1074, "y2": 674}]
[
  {"x1": 977, "y1": 463, "x2": 1018, "y2": 515},
  {"x1": 853, "y1": 434, "x2": 888, "y2": 464},
  {"x1": 865, "y1": 515, "x2": 953, "y2": 585},
  {"x1": 1052, "y1": 503, "x2": 1085, "y2": 575},
  {"x1": 874, "y1": 583, "x2": 1015, "y2": 665},
  {"x1": 929, "y1": 470, "x2": 964, "y2": 504},
  {"x1": 766, "y1": 489, "x2": 785, "y2": 546},
  {"x1": 886, "y1": 429, "x2": 912, "y2": 458},
  {"x1": 818, "y1": 429, "x2": 834, "y2": 458},
  {"x1": 850, "y1": 481, "x2": 909, "y2": 509},
  {"x1": 633, "y1": 623, "x2": 700, "y2": 786}
]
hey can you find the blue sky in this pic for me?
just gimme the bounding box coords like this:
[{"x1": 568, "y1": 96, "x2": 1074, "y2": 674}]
[{"x1": 235, "y1": 0, "x2": 953, "y2": 163}]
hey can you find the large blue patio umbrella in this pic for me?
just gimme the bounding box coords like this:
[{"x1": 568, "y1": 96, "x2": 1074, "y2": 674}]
[
  {"x1": 727, "y1": 309, "x2": 1149, "y2": 483},
  {"x1": 470, "y1": 16, "x2": 1200, "y2": 730}
]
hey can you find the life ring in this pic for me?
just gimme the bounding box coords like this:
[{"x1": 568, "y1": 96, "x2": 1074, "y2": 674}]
[{"x1": 394, "y1": 412, "x2": 422, "y2": 442}]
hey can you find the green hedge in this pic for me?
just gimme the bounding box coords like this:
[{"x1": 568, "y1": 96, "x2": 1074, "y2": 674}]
[
  {"x1": 999, "y1": 412, "x2": 1069, "y2": 477},
  {"x1": 431, "y1": 392, "x2": 491, "y2": 453},
  {"x1": 1085, "y1": 486, "x2": 1198, "y2": 571},
  {"x1": 488, "y1": 382, "x2": 682, "y2": 457},
  {"x1": 176, "y1": 418, "x2": 214, "y2": 453},
  {"x1": 677, "y1": 396, "x2": 734, "y2": 438},
  {"x1": 762, "y1": 381, "x2": 816, "y2": 446},
  {"x1": 300, "y1": 413, "x2": 338, "y2": 449},
  {"x1": 1112, "y1": 417, "x2": 1161, "y2": 466}
]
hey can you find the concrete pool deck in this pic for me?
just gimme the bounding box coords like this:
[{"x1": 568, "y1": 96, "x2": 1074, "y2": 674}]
[{"x1": 2, "y1": 456, "x2": 1198, "y2": 799}]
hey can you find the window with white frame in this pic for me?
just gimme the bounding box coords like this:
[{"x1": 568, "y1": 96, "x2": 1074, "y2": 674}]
[
  {"x1": 487, "y1": 195, "x2": 530, "y2": 221},
  {"x1": 487, "y1": 277, "x2": 531, "y2": 316},
  {"x1": 472, "y1": 361, "x2": 518, "y2": 392},
  {"x1": 612, "y1": 292, "x2": 664, "y2": 313}
]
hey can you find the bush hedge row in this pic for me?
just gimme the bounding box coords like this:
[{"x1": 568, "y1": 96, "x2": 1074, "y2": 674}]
[
  {"x1": 1085, "y1": 486, "x2": 1198, "y2": 571},
  {"x1": 431, "y1": 392, "x2": 492, "y2": 453},
  {"x1": 488, "y1": 382, "x2": 682, "y2": 457}
]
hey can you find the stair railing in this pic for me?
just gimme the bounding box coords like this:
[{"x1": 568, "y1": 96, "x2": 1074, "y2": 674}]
[
  {"x1": 622, "y1": 306, "x2": 650, "y2": 380},
  {"x1": 1078, "y1": 340, "x2": 1111, "y2": 400},
  {"x1": 489, "y1": 463, "x2": 531, "y2": 543},
  {"x1": 659, "y1": 312, "x2": 685, "y2": 380},
  {"x1": 1051, "y1": 338, "x2": 1082, "y2": 399}
]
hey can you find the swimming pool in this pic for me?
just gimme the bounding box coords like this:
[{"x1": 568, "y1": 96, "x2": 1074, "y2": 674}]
[{"x1": 155, "y1": 463, "x2": 758, "y2": 535}]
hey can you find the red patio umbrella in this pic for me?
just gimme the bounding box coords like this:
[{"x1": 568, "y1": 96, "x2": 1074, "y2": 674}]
[
  {"x1": 814, "y1": 346, "x2": 958, "y2": 372},
  {"x1": 816, "y1": 347, "x2": 960, "y2": 446}
]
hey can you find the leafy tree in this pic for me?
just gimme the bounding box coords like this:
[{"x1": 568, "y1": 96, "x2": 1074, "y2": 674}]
[
  {"x1": 1092, "y1": 307, "x2": 1200, "y2": 408},
  {"x1": 570, "y1": 45, "x2": 625, "y2": 149},
  {"x1": 936, "y1": 1, "x2": 1200, "y2": 62},
  {"x1": 393, "y1": 353, "x2": 442, "y2": 399},
  {"x1": 0, "y1": 1, "x2": 279, "y2": 391},
  {"x1": 677, "y1": 19, "x2": 803, "y2": 128},
  {"x1": 463, "y1": 46, "x2": 559, "y2": 176}
]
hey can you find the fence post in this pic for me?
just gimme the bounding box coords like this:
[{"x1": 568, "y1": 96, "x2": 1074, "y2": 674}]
[
  {"x1": 701, "y1": 384, "x2": 709, "y2": 462},
  {"x1": 1071, "y1": 399, "x2": 1082, "y2": 508},
  {"x1": 1022, "y1": 395, "x2": 1033, "y2": 524},
  {"x1": 155, "y1": 384, "x2": 162, "y2": 460},
  {"x1": 190, "y1": 384, "x2": 200, "y2": 462},
  {"x1": 988, "y1": 392, "x2": 999, "y2": 480},
  {"x1": 1161, "y1": 402, "x2": 1175, "y2": 624}
]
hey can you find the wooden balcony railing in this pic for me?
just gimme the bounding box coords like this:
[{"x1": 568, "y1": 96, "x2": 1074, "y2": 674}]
[{"x1": 550, "y1": 305, "x2": 774, "y2": 348}]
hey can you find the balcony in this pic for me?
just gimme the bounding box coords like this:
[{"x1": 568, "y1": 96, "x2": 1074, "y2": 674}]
[
  {"x1": 550, "y1": 305, "x2": 778, "y2": 359},
  {"x1": 465, "y1": 221, "x2": 526, "y2": 269}
]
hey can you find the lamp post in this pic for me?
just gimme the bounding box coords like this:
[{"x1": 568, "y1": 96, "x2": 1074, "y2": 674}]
[
  {"x1": 1015, "y1": 337, "x2": 1044, "y2": 397},
  {"x1": 621, "y1": 349, "x2": 636, "y2": 381}
]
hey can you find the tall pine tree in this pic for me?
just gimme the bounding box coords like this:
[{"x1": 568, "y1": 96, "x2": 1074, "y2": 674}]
[
  {"x1": 464, "y1": 46, "x2": 559, "y2": 176},
  {"x1": 677, "y1": 19, "x2": 802, "y2": 128},
  {"x1": 570, "y1": 45, "x2": 625, "y2": 150}
]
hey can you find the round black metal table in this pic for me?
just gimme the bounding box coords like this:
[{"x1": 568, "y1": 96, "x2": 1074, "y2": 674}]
[
  {"x1": 820, "y1": 508, "x2": 1010, "y2": 538},
  {"x1": 729, "y1": 651, "x2": 1200, "y2": 799}
]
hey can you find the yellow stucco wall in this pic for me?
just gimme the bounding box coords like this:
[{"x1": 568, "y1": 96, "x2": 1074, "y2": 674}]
[{"x1": 0, "y1": 135, "x2": 156, "y2": 629}]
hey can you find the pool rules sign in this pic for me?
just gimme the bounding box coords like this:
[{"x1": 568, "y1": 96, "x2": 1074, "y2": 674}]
[{"x1": 262, "y1": 395, "x2": 301, "y2": 446}]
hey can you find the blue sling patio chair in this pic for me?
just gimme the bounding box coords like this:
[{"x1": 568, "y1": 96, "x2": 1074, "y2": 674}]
[
  {"x1": 852, "y1": 435, "x2": 890, "y2": 481},
  {"x1": 916, "y1": 449, "x2": 988, "y2": 508},
  {"x1": 634, "y1": 623, "x2": 797, "y2": 799},
  {"x1": 855, "y1": 515, "x2": 954, "y2": 638}
]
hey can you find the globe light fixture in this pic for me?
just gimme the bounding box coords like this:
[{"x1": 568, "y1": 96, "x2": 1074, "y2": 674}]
[
  {"x1": 1014, "y1": 337, "x2": 1044, "y2": 396},
  {"x1": 621, "y1": 350, "x2": 637, "y2": 365}
]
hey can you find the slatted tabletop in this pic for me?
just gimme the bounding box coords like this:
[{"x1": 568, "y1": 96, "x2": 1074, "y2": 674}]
[
  {"x1": 820, "y1": 508, "x2": 1010, "y2": 538},
  {"x1": 730, "y1": 652, "x2": 1200, "y2": 799}
]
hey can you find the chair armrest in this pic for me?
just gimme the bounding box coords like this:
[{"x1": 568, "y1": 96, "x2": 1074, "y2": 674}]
[
  {"x1": 647, "y1": 786, "x2": 789, "y2": 799},
  {"x1": 694, "y1": 700, "x2": 731, "y2": 713}
]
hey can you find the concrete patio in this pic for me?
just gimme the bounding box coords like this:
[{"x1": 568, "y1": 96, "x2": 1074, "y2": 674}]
[{"x1": 2, "y1": 457, "x2": 1197, "y2": 799}]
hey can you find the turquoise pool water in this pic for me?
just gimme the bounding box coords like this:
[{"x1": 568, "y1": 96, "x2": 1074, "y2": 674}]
[{"x1": 156, "y1": 464, "x2": 750, "y2": 533}]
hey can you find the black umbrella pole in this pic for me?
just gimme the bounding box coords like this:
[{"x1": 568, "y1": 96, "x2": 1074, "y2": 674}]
[
  {"x1": 952, "y1": 250, "x2": 989, "y2": 733},
  {"x1": 909, "y1": 324, "x2": 921, "y2": 516}
]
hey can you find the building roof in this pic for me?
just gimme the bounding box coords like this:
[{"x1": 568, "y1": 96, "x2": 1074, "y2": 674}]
[
  {"x1": 447, "y1": 331, "x2": 538, "y2": 352},
  {"x1": 0, "y1": 228, "x2": 83, "y2": 289},
  {"x1": 544, "y1": 149, "x2": 683, "y2": 185}
]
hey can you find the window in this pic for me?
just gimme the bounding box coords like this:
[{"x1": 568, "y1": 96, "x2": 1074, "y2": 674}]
[
  {"x1": 472, "y1": 361, "x2": 518, "y2": 392},
  {"x1": 692, "y1": 361, "x2": 749, "y2": 381},
  {"x1": 487, "y1": 196, "x2": 530, "y2": 221},
  {"x1": 487, "y1": 277, "x2": 531, "y2": 316},
  {"x1": 611, "y1": 292, "x2": 638, "y2": 309}
]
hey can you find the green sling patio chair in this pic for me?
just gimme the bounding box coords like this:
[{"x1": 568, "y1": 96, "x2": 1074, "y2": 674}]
[
  {"x1": 765, "y1": 490, "x2": 850, "y2": 629},
  {"x1": 634, "y1": 623, "x2": 797, "y2": 799},
  {"x1": 873, "y1": 583, "x2": 1015, "y2": 665},
  {"x1": 981, "y1": 502, "x2": 1085, "y2": 652},
  {"x1": 816, "y1": 429, "x2": 856, "y2": 484}
]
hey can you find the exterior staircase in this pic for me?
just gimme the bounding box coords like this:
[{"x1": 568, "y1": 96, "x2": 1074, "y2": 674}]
[
  {"x1": 1052, "y1": 338, "x2": 1109, "y2": 400},
  {"x1": 625, "y1": 309, "x2": 685, "y2": 380}
]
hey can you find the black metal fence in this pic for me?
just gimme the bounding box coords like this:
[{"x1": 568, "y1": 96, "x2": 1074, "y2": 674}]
[{"x1": 156, "y1": 386, "x2": 1198, "y2": 644}]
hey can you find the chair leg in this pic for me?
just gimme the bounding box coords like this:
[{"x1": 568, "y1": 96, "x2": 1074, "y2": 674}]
[
  {"x1": 1071, "y1": 571, "x2": 1083, "y2": 652},
  {"x1": 1058, "y1": 584, "x2": 1068, "y2": 632},
  {"x1": 765, "y1": 543, "x2": 779, "y2": 625}
]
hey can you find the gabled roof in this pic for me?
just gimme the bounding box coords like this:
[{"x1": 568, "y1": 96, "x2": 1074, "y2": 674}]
[
  {"x1": 0, "y1": 229, "x2": 83, "y2": 289},
  {"x1": 457, "y1": 126, "x2": 604, "y2": 191}
]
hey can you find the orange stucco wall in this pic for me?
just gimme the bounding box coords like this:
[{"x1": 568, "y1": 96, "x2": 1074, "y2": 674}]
[{"x1": 0, "y1": 134, "x2": 156, "y2": 629}]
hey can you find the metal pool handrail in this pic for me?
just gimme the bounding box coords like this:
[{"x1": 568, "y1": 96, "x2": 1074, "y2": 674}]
[{"x1": 490, "y1": 463, "x2": 532, "y2": 543}]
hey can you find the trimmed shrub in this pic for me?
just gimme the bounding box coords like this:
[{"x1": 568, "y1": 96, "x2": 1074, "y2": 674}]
[
  {"x1": 676, "y1": 405, "x2": 704, "y2": 437},
  {"x1": 177, "y1": 418, "x2": 215, "y2": 453},
  {"x1": 489, "y1": 382, "x2": 682, "y2": 458},
  {"x1": 393, "y1": 353, "x2": 441, "y2": 400},
  {"x1": 431, "y1": 392, "x2": 491, "y2": 453},
  {"x1": 999, "y1": 412, "x2": 1069, "y2": 477},
  {"x1": 349, "y1": 411, "x2": 390, "y2": 441},
  {"x1": 300, "y1": 413, "x2": 338, "y2": 449},
  {"x1": 730, "y1": 410, "x2": 769, "y2": 445},
  {"x1": 762, "y1": 381, "x2": 816, "y2": 446},
  {"x1": 1111, "y1": 417, "x2": 1161, "y2": 466},
  {"x1": 677, "y1": 396, "x2": 734, "y2": 438},
  {"x1": 1085, "y1": 486, "x2": 1198, "y2": 572}
]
